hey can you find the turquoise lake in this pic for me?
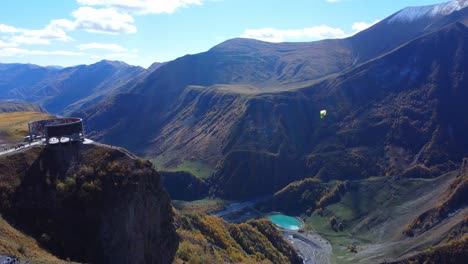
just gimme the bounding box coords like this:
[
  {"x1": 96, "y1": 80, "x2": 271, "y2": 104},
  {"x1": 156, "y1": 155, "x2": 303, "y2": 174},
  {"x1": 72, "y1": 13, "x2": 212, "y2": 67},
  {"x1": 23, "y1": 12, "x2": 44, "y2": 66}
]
[{"x1": 268, "y1": 214, "x2": 302, "y2": 230}]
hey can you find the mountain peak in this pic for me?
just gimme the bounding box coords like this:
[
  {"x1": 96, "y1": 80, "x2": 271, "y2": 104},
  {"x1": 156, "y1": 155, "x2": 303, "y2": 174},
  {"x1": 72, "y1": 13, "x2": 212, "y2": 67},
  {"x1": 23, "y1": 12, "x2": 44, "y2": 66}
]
[
  {"x1": 388, "y1": 0, "x2": 468, "y2": 23},
  {"x1": 93, "y1": 59, "x2": 135, "y2": 68},
  {"x1": 209, "y1": 38, "x2": 275, "y2": 53}
]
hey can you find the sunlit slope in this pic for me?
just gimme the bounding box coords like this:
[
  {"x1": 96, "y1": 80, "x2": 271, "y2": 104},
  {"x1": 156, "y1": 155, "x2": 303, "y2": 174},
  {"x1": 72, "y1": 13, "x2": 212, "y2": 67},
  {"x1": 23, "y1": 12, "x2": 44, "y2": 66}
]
[
  {"x1": 0, "y1": 111, "x2": 54, "y2": 142},
  {"x1": 174, "y1": 212, "x2": 302, "y2": 264},
  {"x1": 0, "y1": 216, "x2": 70, "y2": 264},
  {"x1": 0, "y1": 99, "x2": 46, "y2": 113}
]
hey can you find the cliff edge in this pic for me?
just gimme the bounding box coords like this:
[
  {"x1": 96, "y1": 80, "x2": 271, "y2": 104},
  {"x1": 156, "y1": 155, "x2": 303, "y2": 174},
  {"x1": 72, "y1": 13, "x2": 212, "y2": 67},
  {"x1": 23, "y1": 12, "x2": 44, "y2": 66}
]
[{"x1": 0, "y1": 143, "x2": 178, "y2": 263}]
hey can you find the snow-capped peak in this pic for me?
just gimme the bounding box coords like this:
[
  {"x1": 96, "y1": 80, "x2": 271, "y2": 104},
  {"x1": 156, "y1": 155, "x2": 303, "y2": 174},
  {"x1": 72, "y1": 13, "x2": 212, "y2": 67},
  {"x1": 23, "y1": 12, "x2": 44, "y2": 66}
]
[{"x1": 388, "y1": 0, "x2": 468, "y2": 23}]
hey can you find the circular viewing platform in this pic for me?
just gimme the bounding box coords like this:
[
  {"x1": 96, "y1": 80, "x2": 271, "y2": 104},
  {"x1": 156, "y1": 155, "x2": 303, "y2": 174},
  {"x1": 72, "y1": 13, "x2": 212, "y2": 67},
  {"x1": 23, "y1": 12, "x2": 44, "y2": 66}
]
[{"x1": 28, "y1": 117, "x2": 84, "y2": 145}]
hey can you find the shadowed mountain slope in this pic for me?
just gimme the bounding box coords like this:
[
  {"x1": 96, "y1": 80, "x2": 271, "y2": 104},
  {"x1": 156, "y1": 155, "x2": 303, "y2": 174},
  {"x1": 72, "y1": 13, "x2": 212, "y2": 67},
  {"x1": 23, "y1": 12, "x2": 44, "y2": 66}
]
[{"x1": 209, "y1": 22, "x2": 468, "y2": 198}]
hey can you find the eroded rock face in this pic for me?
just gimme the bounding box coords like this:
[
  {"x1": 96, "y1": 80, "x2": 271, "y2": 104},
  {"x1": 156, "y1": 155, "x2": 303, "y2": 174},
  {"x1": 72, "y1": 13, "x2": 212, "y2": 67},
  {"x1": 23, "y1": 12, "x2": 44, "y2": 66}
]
[
  {"x1": 98, "y1": 167, "x2": 178, "y2": 264},
  {"x1": 0, "y1": 144, "x2": 178, "y2": 264}
]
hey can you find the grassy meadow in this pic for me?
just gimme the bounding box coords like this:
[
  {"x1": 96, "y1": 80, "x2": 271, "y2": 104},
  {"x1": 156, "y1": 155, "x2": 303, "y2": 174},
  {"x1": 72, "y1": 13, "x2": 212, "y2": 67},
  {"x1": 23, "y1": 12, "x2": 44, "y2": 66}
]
[{"x1": 0, "y1": 112, "x2": 53, "y2": 143}]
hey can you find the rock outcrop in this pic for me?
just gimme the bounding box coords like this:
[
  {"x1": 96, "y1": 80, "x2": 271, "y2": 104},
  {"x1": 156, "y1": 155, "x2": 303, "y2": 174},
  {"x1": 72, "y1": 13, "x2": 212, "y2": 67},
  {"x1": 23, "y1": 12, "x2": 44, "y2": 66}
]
[{"x1": 0, "y1": 144, "x2": 178, "y2": 264}]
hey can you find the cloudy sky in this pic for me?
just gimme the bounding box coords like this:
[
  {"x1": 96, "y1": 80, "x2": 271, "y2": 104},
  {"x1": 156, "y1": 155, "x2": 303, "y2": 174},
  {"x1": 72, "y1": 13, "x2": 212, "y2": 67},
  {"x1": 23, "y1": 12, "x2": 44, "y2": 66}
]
[{"x1": 0, "y1": 0, "x2": 446, "y2": 67}]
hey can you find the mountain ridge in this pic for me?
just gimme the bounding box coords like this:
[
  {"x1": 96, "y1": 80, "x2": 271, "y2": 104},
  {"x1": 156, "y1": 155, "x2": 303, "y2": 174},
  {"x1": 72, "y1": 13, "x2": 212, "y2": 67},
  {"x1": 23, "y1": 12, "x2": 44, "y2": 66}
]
[
  {"x1": 75, "y1": 7, "x2": 468, "y2": 190},
  {"x1": 0, "y1": 60, "x2": 146, "y2": 115}
]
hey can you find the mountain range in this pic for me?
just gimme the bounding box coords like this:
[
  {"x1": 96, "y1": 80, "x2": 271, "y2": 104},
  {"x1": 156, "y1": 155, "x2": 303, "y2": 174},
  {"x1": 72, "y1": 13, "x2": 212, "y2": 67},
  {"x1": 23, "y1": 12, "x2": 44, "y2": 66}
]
[
  {"x1": 71, "y1": 0, "x2": 468, "y2": 198},
  {"x1": 0, "y1": 60, "x2": 151, "y2": 115},
  {"x1": 1, "y1": 1, "x2": 467, "y2": 196},
  {"x1": 1, "y1": 1, "x2": 468, "y2": 263}
]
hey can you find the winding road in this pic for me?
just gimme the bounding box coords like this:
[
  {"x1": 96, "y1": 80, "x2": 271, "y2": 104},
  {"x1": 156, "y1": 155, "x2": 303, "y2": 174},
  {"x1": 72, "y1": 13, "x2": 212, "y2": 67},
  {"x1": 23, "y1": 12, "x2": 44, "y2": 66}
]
[
  {"x1": 283, "y1": 231, "x2": 332, "y2": 264},
  {"x1": 0, "y1": 140, "x2": 42, "y2": 156},
  {"x1": 0, "y1": 138, "x2": 137, "y2": 160}
]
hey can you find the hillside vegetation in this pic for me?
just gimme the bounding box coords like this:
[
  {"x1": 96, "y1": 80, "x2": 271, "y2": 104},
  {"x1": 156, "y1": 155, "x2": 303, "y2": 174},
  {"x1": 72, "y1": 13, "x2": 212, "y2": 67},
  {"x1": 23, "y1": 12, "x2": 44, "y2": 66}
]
[
  {"x1": 391, "y1": 235, "x2": 468, "y2": 264},
  {"x1": 160, "y1": 171, "x2": 209, "y2": 201},
  {"x1": 0, "y1": 216, "x2": 70, "y2": 264},
  {"x1": 0, "y1": 111, "x2": 54, "y2": 143},
  {"x1": 259, "y1": 178, "x2": 348, "y2": 215},
  {"x1": 405, "y1": 158, "x2": 468, "y2": 236},
  {"x1": 300, "y1": 166, "x2": 467, "y2": 263},
  {"x1": 175, "y1": 212, "x2": 301, "y2": 264}
]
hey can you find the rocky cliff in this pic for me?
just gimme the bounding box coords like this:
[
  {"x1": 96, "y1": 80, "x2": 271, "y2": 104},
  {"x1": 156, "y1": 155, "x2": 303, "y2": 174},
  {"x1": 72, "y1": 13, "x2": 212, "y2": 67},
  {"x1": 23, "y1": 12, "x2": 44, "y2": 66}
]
[{"x1": 0, "y1": 143, "x2": 178, "y2": 263}]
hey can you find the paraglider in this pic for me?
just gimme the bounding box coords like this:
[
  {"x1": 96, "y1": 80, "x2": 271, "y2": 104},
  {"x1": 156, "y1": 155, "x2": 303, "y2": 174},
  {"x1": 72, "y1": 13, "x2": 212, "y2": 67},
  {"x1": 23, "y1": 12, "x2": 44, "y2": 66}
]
[{"x1": 320, "y1": 110, "x2": 327, "y2": 119}]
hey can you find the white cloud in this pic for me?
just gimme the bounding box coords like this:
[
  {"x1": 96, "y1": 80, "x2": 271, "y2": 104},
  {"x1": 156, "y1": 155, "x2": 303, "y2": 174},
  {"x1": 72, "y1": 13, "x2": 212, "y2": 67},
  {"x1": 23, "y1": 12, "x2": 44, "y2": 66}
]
[
  {"x1": 241, "y1": 26, "x2": 347, "y2": 42},
  {"x1": 7, "y1": 6, "x2": 138, "y2": 37},
  {"x1": 72, "y1": 7, "x2": 137, "y2": 34},
  {"x1": 48, "y1": 19, "x2": 76, "y2": 31},
  {"x1": 15, "y1": 28, "x2": 72, "y2": 45},
  {"x1": 0, "y1": 24, "x2": 20, "y2": 33},
  {"x1": 0, "y1": 0, "x2": 202, "y2": 46},
  {"x1": 352, "y1": 20, "x2": 380, "y2": 32},
  {"x1": 0, "y1": 40, "x2": 17, "y2": 47},
  {"x1": 0, "y1": 47, "x2": 84, "y2": 57},
  {"x1": 241, "y1": 19, "x2": 381, "y2": 43},
  {"x1": 76, "y1": 0, "x2": 203, "y2": 14},
  {"x1": 78, "y1": 42, "x2": 126, "y2": 52},
  {"x1": 326, "y1": 0, "x2": 341, "y2": 2},
  {"x1": 63, "y1": 0, "x2": 203, "y2": 35},
  {"x1": 0, "y1": 22, "x2": 73, "y2": 46}
]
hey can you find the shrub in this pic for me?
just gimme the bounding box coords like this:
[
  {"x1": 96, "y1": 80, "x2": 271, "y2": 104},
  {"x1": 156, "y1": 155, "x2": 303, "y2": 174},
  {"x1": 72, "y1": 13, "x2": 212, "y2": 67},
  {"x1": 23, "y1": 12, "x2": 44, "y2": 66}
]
[
  {"x1": 329, "y1": 216, "x2": 338, "y2": 231},
  {"x1": 316, "y1": 181, "x2": 348, "y2": 209},
  {"x1": 347, "y1": 244, "x2": 357, "y2": 253},
  {"x1": 316, "y1": 208, "x2": 324, "y2": 216},
  {"x1": 17, "y1": 243, "x2": 26, "y2": 255},
  {"x1": 338, "y1": 222, "x2": 344, "y2": 231},
  {"x1": 56, "y1": 181, "x2": 66, "y2": 193}
]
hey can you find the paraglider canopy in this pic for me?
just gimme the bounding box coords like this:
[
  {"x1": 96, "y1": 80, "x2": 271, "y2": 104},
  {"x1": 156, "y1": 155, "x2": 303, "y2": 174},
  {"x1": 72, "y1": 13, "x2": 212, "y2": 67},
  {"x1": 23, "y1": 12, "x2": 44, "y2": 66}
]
[{"x1": 320, "y1": 110, "x2": 327, "y2": 119}]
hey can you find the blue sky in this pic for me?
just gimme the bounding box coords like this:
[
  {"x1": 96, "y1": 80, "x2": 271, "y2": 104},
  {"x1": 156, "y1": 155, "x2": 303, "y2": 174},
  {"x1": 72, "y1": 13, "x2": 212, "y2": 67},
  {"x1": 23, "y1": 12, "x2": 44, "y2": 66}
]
[{"x1": 0, "y1": 0, "x2": 448, "y2": 67}]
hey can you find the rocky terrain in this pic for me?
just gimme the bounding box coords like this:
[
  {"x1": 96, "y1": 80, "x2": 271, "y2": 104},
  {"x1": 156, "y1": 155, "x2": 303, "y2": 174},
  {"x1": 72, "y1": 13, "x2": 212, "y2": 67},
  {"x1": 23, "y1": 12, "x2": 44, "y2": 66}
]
[{"x1": 0, "y1": 144, "x2": 178, "y2": 263}]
